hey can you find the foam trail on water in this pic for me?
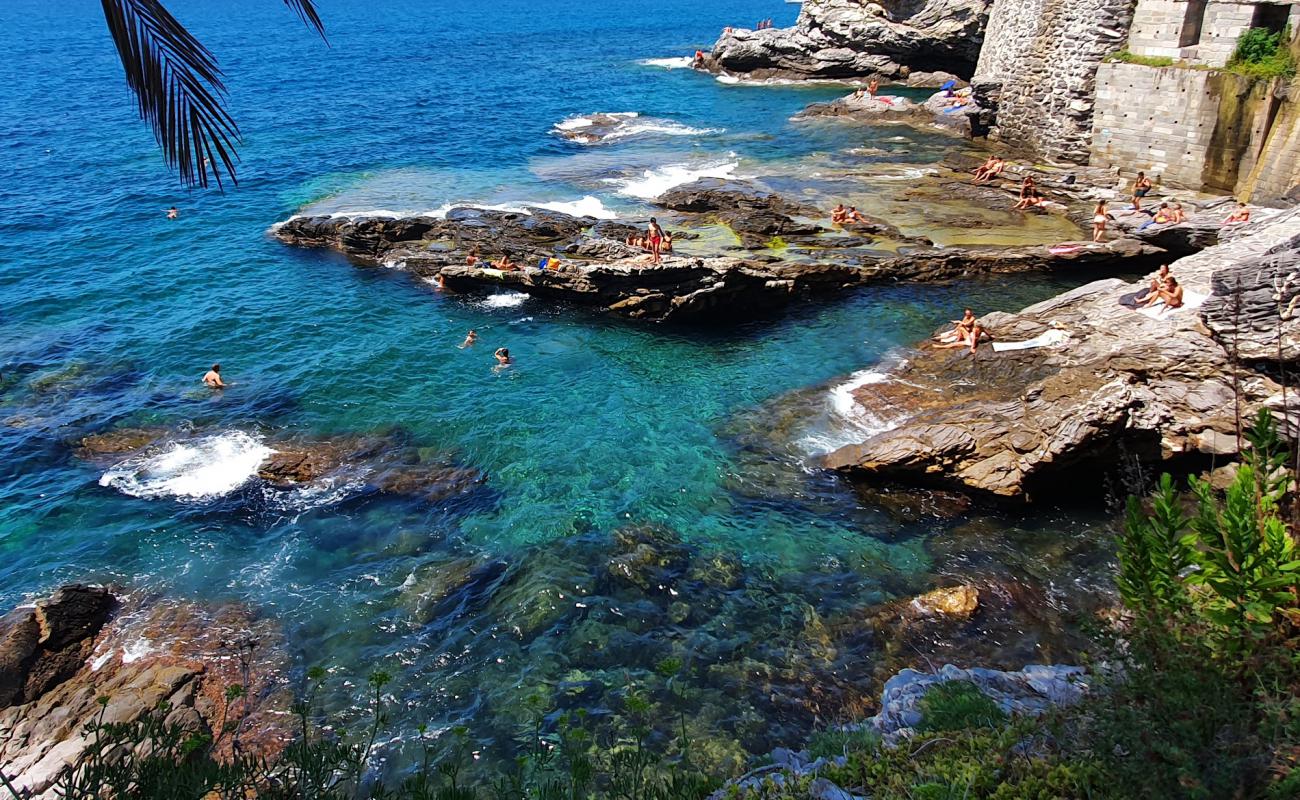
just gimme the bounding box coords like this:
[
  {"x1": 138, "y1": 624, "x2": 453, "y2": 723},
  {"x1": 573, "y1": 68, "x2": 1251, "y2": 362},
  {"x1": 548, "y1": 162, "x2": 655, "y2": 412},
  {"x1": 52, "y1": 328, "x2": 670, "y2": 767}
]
[
  {"x1": 609, "y1": 160, "x2": 739, "y2": 199},
  {"x1": 99, "y1": 431, "x2": 273, "y2": 500},
  {"x1": 639, "y1": 57, "x2": 693, "y2": 69}
]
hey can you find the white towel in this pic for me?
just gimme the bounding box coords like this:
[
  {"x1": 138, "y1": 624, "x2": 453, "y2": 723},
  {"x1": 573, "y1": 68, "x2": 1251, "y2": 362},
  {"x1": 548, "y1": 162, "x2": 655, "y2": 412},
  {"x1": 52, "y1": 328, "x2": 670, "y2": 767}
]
[
  {"x1": 1136, "y1": 289, "x2": 1208, "y2": 320},
  {"x1": 991, "y1": 329, "x2": 1070, "y2": 352}
]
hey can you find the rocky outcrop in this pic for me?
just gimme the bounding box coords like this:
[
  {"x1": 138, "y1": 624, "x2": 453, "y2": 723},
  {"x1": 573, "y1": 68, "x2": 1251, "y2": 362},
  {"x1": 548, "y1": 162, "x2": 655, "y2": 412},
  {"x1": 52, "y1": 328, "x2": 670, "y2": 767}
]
[
  {"x1": 823, "y1": 209, "x2": 1300, "y2": 501},
  {"x1": 0, "y1": 587, "x2": 290, "y2": 799},
  {"x1": 654, "y1": 178, "x2": 823, "y2": 246},
  {"x1": 700, "y1": 0, "x2": 993, "y2": 81},
  {"x1": 798, "y1": 90, "x2": 977, "y2": 135},
  {"x1": 0, "y1": 585, "x2": 114, "y2": 708}
]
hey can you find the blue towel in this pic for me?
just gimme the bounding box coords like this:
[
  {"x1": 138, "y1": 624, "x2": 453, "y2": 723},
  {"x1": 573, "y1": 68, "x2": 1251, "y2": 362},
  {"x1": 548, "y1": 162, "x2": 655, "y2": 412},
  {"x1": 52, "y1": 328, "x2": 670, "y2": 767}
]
[
  {"x1": 940, "y1": 79, "x2": 956, "y2": 90},
  {"x1": 536, "y1": 257, "x2": 549, "y2": 270}
]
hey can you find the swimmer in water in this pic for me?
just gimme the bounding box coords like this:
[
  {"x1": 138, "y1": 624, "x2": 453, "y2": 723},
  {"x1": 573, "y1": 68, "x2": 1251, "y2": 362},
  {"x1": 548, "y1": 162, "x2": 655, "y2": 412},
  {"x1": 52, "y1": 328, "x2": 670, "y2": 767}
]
[
  {"x1": 434, "y1": 272, "x2": 447, "y2": 290},
  {"x1": 202, "y1": 363, "x2": 225, "y2": 388},
  {"x1": 461, "y1": 330, "x2": 478, "y2": 348},
  {"x1": 494, "y1": 347, "x2": 513, "y2": 367},
  {"x1": 166, "y1": 207, "x2": 178, "y2": 220}
]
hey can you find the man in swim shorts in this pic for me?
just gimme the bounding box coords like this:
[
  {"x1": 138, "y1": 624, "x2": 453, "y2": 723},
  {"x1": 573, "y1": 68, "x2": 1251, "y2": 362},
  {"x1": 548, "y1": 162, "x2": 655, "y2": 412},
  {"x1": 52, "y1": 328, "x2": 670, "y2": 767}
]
[{"x1": 1131, "y1": 171, "x2": 1153, "y2": 211}]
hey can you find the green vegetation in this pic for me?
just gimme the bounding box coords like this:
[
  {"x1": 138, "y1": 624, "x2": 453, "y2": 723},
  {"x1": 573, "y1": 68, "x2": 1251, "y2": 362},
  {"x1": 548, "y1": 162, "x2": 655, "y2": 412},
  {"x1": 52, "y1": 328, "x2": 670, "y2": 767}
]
[
  {"x1": 1105, "y1": 50, "x2": 1176, "y2": 68},
  {"x1": 4, "y1": 411, "x2": 1298, "y2": 799},
  {"x1": 916, "y1": 681, "x2": 1008, "y2": 733},
  {"x1": 1226, "y1": 27, "x2": 1297, "y2": 80}
]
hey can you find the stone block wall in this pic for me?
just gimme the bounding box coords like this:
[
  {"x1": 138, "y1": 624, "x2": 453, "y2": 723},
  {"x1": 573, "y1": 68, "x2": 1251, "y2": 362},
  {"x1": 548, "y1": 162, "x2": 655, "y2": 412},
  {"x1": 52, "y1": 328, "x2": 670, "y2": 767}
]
[
  {"x1": 1195, "y1": 2, "x2": 1265, "y2": 66},
  {"x1": 1127, "y1": 0, "x2": 1199, "y2": 58},
  {"x1": 1129, "y1": 1, "x2": 1300, "y2": 67},
  {"x1": 974, "y1": 0, "x2": 1137, "y2": 163},
  {"x1": 1091, "y1": 61, "x2": 1296, "y2": 197}
]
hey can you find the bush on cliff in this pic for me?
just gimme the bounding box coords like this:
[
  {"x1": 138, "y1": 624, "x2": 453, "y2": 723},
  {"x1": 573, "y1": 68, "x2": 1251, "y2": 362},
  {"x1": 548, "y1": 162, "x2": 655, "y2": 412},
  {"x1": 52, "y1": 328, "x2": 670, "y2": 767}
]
[{"x1": 1227, "y1": 27, "x2": 1297, "y2": 80}]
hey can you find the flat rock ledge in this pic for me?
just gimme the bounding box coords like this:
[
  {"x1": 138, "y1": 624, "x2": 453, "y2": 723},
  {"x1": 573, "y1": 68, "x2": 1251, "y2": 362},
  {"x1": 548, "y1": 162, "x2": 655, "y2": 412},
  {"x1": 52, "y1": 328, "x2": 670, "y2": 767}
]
[
  {"x1": 824, "y1": 208, "x2": 1300, "y2": 501},
  {"x1": 712, "y1": 663, "x2": 1086, "y2": 800},
  {"x1": 273, "y1": 186, "x2": 1184, "y2": 323}
]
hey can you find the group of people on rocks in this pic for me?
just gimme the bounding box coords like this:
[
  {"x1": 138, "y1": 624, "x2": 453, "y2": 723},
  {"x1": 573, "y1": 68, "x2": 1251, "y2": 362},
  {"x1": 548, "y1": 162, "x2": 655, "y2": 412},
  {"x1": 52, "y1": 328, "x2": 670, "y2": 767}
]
[
  {"x1": 755, "y1": 18, "x2": 775, "y2": 29},
  {"x1": 624, "y1": 218, "x2": 672, "y2": 262},
  {"x1": 937, "y1": 308, "x2": 989, "y2": 355},
  {"x1": 1134, "y1": 263, "x2": 1184, "y2": 310},
  {"x1": 830, "y1": 204, "x2": 868, "y2": 225},
  {"x1": 852, "y1": 79, "x2": 880, "y2": 99}
]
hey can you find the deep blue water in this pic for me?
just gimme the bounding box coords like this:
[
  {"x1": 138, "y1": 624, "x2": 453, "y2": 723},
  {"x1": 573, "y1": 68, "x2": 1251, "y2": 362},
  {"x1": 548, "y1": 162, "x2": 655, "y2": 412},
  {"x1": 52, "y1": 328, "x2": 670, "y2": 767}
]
[{"x1": 0, "y1": 0, "x2": 1112, "y2": 775}]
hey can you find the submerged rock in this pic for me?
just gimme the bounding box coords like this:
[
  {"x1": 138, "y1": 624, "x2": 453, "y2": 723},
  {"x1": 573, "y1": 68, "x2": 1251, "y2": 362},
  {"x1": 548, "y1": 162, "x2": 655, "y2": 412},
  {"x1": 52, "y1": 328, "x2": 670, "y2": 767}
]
[{"x1": 910, "y1": 585, "x2": 979, "y2": 618}]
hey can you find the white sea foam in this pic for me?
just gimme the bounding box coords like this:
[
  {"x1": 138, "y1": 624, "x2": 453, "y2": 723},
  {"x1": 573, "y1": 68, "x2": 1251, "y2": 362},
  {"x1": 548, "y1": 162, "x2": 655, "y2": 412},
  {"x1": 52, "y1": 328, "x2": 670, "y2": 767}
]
[
  {"x1": 797, "y1": 368, "x2": 904, "y2": 455},
  {"x1": 639, "y1": 56, "x2": 694, "y2": 69},
  {"x1": 100, "y1": 431, "x2": 273, "y2": 500},
  {"x1": 553, "y1": 112, "x2": 720, "y2": 145},
  {"x1": 476, "y1": 292, "x2": 529, "y2": 309},
  {"x1": 277, "y1": 196, "x2": 618, "y2": 229},
  {"x1": 607, "y1": 159, "x2": 739, "y2": 199}
]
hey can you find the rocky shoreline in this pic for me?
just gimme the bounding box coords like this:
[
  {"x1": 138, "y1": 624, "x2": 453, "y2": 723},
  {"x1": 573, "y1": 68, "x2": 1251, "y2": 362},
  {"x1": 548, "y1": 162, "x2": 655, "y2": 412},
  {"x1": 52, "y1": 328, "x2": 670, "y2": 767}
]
[
  {"x1": 273, "y1": 173, "x2": 1205, "y2": 323},
  {"x1": 825, "y1": 208, "x2": 1300, "y2": 501}
]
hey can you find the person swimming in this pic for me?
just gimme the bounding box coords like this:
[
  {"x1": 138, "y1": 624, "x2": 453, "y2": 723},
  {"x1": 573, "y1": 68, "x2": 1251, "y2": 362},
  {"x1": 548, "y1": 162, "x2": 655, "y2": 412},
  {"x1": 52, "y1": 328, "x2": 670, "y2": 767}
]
[
  {"x1": 494, "y1": 347, "x2": 512, "y2": 366},
  {"x1": 202, "y1": 363, "x2": 225, "y2": 388},
  {"x1": 166, "y1": 206, "x2": 178, "y2": 220},
  {"x1": 461, "y1": 330, "x2": 478, "y2": 348}
]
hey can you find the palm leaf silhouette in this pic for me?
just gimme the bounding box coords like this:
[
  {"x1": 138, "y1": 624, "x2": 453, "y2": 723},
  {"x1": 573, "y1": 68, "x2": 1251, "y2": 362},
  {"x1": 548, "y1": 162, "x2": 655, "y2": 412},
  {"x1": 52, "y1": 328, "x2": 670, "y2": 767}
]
[{"x1": 100, "y1": 0, "x2": 326, "y2": 189}]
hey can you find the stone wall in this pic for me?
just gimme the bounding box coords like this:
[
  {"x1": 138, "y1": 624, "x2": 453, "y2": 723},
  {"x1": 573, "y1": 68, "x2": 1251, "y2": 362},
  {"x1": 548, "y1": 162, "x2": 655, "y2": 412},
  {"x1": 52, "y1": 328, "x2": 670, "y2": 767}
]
[
  {"x1": 974, "y1": 0, "x2": 1137, "y2": 163},
  {"x1": 1091, "y1": 62, "x2": 1298, "y2": 197}
]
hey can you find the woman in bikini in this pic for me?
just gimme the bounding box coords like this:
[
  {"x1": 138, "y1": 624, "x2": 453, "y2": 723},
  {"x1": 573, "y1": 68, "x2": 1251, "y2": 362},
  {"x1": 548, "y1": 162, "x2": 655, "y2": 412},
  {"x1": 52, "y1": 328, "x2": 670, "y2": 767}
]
[
  {"x1": 647, "y1": 217, "x2": 665, "y2": 264},
  {"x1": 1092, "y1": 200, "x2": 1111, "y2": 242}
]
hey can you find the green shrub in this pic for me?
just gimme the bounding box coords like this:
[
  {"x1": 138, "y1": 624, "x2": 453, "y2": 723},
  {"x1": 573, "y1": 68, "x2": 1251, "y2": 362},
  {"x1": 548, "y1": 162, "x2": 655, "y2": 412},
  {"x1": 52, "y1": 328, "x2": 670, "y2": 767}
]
[
  {"x1": 916, "y1": 681, "x2": 1008, "y2": 733},
  {"x1": 806, "y1": 727, "x2": 880, "y2": 759},
  {"x1": 1227, "y1": 26, "x2": 1297, "y2": 80}
]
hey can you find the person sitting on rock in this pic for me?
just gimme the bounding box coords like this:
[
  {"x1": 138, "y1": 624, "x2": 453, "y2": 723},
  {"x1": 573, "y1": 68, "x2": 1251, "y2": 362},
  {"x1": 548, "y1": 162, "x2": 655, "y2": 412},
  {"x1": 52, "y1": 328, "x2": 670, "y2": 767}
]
[
  {"x1": 846, "y1": 206, "x2": 867, "y2": 223},
  {"x1": 1131, "y1": 171, "x2": 1153, "y2": 211},
  {"x1": 1140, "y1": 275, "x2": 1184, "y2": 309},
  {"x1": 1133, "y1": 264, "x2": 1171, "y2": 304},
  {"x1": 494, "y1": 252, "x2": 518, "y2": 271},
  {"x1": 831, "y1": 203, "x2": 848, "y2": 224},
  {"x1": 971, "y1": 155, "x2": 997, "y2": 180},
  {"x1": 1169, "y1": 201, "x2": 1186, "y2": 223},
  {"x1": 466, "y1": 247, "x2": 479, "y2": 266},
  {"x1": 1013, "y1": 177, "x2": 1041, "y2": 210},
  {"x1": 202, "y1": 363, "x2": 226, "y2": 389},
  {"x1": 662, "y1": 232, "x2": 674, "y2": 253},
  {"x1": 1223, "y1": 202, "x2": 1251, "y2": 225},
  {"x1": 461, "y1": 330, "x2": 478, "y2": 348},
  {"x1": 938, "y1": 309, "x2": 988, "y2": 354},
  {"x1": 1138, "y1": 202, "x2": 1175, "y2": 230},
  {"x1": 973, "y1": 157, "x2": 1005, "y2": 184},
  {"x1": 693, "y1": 50, "x2": 705, "y2": 68}
]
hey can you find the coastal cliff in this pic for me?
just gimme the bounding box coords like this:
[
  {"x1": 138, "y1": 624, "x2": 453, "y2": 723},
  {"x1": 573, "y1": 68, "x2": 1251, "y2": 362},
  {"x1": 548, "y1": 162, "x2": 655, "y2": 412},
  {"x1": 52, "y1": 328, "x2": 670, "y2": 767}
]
[{"x1": 701, "y1": 0, "x2": 991, "y2": 81}]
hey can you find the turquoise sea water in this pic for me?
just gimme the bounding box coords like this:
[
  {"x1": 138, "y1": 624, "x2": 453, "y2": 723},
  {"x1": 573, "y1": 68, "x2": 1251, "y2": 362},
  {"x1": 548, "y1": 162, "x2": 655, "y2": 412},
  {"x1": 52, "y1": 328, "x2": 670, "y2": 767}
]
[{"x1": 1, "y1": 0, "x2": 1115, "y2": 774}]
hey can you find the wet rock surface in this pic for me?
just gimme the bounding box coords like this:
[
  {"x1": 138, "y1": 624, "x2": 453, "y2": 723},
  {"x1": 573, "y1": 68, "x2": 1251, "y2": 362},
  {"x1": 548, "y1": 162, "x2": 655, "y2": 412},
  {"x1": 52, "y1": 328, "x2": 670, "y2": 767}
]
[
  {"x1": 824, "y1": 209, "x2": 1300, "y2": 501},
  {"x1": 0, "y1": 587, "x2": 290, "y2": 799},
  {"x1": 698, "y1": 0, "x2": 993, "y2": 81}
]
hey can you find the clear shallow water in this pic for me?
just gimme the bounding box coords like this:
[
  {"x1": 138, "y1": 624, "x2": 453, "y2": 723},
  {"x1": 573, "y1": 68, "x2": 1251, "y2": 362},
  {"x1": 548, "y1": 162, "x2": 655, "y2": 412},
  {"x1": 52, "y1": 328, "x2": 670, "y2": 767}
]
[{"x1": 0, "y1": 0, "x2": 1112, "y2": 775}]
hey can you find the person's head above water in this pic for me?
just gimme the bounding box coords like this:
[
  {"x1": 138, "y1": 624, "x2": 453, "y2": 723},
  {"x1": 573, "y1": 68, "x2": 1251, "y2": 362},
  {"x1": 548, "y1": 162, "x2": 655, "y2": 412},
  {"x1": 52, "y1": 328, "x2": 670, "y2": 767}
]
[{"x1": 211, "y1": 363, "x2": 220, "y2": 372}]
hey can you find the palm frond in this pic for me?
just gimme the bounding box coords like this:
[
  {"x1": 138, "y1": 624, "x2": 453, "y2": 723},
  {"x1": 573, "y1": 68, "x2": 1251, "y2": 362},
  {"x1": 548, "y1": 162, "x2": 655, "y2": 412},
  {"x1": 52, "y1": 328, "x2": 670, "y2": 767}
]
[
  {"x1": 283, "y1": 0, "x2": 329, "y2": 43},
  {"x1": 102, "y1": 0, "x2": 327, "y2": 189},
  {"x1": 101, "y1": 0, "x2": 240, "y2": 188}
]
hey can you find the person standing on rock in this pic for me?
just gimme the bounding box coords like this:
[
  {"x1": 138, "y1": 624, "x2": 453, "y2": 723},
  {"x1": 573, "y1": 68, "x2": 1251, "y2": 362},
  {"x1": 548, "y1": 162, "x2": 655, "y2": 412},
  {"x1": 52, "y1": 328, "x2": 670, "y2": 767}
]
[
  {"x1": 1131, "y1": 171, "x2": 1153, "y2": 211},
  {"x1": 647, "y1": 218, "x2": 666, "y2": 265},
  {"x1": 1092, "y1": 200, "x2": 1113, "y2": 242},
  {"x1": 868, "y1": 78, "x2": 879, "y2": 97},
  {"x1": 202, "y1": 363, "x2": 226, "y2": 389}
]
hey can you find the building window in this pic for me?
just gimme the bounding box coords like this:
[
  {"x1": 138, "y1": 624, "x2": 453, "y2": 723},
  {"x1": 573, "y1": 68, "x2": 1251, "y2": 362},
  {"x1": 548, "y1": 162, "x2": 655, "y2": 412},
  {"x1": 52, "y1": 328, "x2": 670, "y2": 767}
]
[
  {"x1": 1180, "y1": 0, "x2": 1209, "y2": 47},
  {"x1": 1252, "y1": 3, "x2": 1290, "y2": 34}
]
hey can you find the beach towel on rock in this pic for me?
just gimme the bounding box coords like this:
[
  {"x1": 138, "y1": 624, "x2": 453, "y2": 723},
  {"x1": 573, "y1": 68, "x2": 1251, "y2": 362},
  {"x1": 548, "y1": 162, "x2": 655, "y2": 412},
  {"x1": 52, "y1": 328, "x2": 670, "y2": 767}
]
[
  {"x1": 991, "y1": 329, "x2": 1070, "y2": 352},
  {"x1": 1136, "y1": 290, "x2": 1208, "y2": 320}
]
